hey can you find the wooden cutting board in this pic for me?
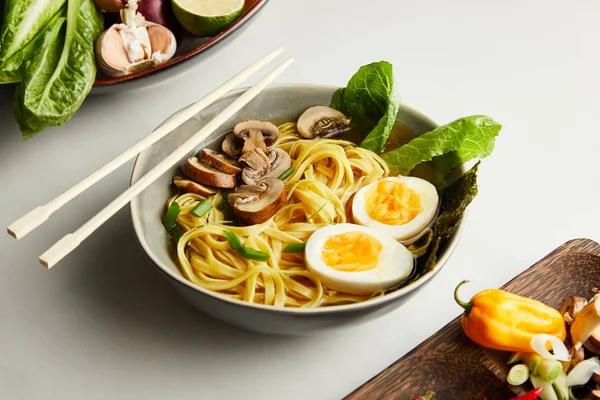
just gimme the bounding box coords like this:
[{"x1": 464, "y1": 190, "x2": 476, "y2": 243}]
[{"x1": 346, "y1": 238, "x2": 600, "y2": 400}]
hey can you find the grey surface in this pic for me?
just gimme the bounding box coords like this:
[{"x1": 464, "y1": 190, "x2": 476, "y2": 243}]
[
  {"x1": 1, "y1": 0, "x2": 600, "y2": 399},
  {"x1": 130, "y1": 84, "x2": 461, "y2": 335}
]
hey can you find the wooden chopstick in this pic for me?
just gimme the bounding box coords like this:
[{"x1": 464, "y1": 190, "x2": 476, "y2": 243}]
[
  {"x1": 38, "y1": 55, "x2": 295, "y2": 269},
  {"x1": 6, "y1": 46, "x2": 285, "y2": 240}
]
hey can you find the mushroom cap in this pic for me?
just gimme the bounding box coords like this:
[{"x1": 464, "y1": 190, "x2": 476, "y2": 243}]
[
  {"x1": 221, "y1": 133, "x2": 243, "y2": 158},
  {"x1": 560, "y1": 296, "x2": 588, "y2": 324},
  {"x1": 172, "y1": 175, "x2": 217, "y2": 197},
  {"x1": 297, "y1": 105, "x2": 351, "y2": 139},
  {"x1": 181, "y1": 157, "x2": 238, "y2": 189},
  {"x1": 233, "y1": 120, "x2": 279, "y2": 145},
  {"x1": 241, "y1": 148, "x2": 292, "y2": 185},
  {"x1": 199, "y1": 148, "x2": 242, "y2": 175},
  {"x1": 228, "y1": 178, "x2": 286, "y2": 225}
]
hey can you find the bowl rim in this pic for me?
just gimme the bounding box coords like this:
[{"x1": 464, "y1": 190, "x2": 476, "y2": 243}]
[{"x1": 130, "y1": 82, "x2": 467, "y2": 315}]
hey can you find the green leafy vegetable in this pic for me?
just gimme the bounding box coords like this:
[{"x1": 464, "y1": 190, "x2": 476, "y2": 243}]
[
  {"x1": 284, "y1": 243, "x2": 306, "y2": 253},
  {"x1": 278, "y1": 167, "x2": 294, "y2": 180},
  {"x1": 331, "y1": 61, "x2": 401, "y2": 152},
  {"x1": 190, "y1": 200, "x2": 213, "y2": 218},
  {"x1": 223, "y1": 230, "x2": 270, "y2": 261},
  {"x1": 13, "y1": 0, "x2": 103, "y2": 139},
  {"x1": 424, "y1": 162, "x2": 480, "y2": 270},
  {"x1": 163, "y1": 202, "x2": 181, "y2": 231},
  {"x1": 0, "y1": 68, "x2": 20, "y2": 83},
  {"x1": 381, "y1": 115, "x2": 501, "y2": 179},
  {"x1": 0, "y1": 0, "x2": 66, "y2": 65}
]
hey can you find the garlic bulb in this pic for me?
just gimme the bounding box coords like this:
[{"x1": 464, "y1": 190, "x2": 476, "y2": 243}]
[{"x1": 95, "y1": 0, "x2": 177, "y2": 77}]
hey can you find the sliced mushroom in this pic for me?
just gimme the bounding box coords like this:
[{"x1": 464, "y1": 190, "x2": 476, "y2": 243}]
[
  {"x1": 181, "y1": 157, "x2": 238, "y2": 189},
  {"x1": 172, "y1": 175, "x2": 216, "y2": 196},
  {"x1": 586, "y1": 329, "x2": 600, "y2": 355},
  {"x1": 233, "y1": 120, "x2": 279, "y2": 154},
  {"x1": 560, "y1": 296, "x2": 588, "y2": 324},
  {"x1": 571, "y1": 294, "x2": 600, "y2": 350},
  {"x1": 297, "y1": 106, "x2": 351, "y2": 139},
  {"x1": 239, "y1": 148, "x2": 270, "y2": 170},
  {"x1": 241, "y1": 148, "x2": 291, "y2": 185},
  {"x1": 222, "y1": 133, "x2": 243, "y2": 158},
  {"x1": 592, "y1": 389, "x2": 600, "y2": 400},
  {"x1": 199, "y1": 148, "x2": 242, "y2": 174},
  {"x1": 228, "y1": 178, "x2": 286, "y2": 225}
]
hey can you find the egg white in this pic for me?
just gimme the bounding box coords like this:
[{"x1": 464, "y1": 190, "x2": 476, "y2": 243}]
[
  {"x1": 351, "y1": 176, "x2": 439, "y2": 244},
  {"x1": 304, "y1": 223, "x2": 414, "y2": 295}
]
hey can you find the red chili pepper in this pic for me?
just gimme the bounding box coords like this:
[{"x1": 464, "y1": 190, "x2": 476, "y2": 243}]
[{"x1": 510, "y1": 387, "x2": 543, "y2": 400}]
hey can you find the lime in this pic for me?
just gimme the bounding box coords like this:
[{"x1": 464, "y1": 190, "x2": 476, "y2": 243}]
[{"x1": 172, "y1": 0, "x2": 245, "y2": 37}]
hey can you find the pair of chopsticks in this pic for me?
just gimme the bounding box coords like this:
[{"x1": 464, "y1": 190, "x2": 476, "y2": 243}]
[{"x1": 7, "y1": 47, "x2": 294, "y2": 269}]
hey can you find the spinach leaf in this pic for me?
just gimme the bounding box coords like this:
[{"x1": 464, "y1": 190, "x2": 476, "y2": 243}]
[
  {"x1": 331, "y1": 61, "x2": 401, "y2": 152},
  {"x1": 381, "y1": 115, "x2": 501, "y2": 178},
  {"x1": 0, "y1": 0, "x2": 66, "y2": 65},
  {"x1": 14, "y1": 0, "x2": 103, "y2": 139}
]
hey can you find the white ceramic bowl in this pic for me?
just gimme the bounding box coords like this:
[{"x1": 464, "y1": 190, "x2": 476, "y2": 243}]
[{"x1": 130, "y1": 84, "x2": 466, "y2": 335}]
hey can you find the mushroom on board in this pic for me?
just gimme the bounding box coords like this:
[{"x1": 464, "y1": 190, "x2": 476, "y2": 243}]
[
  {"x1": 228, "y1": 178, "x2": 286, "y2": 225},
  {"x1": 222, "y1": 120, "x2": 280, "y2": 157},
  {"x1": 240, "y1": 148, "x2": 291, "y2": 185},
  {"x1": 297, "y1": 106, "x2": 351, "y2": 139},
  {"x1": 559, "y1": 296, "x2": 588, "y2": 324},
  {"x1": 172, "y1": 175, "x2": 216, "y2": 196},
  {"x1": 96, "y1": 0, "x2": 176, "y2": 77},
  {"x1": 199, "y1": 148, "x2": 242, "y2": 175},
  {"x1": 181, "y1": 157, "x2": 238, "y2": 189},
  {"x1": 571, "y1": 294, "x2": 600, "y2": 351}
]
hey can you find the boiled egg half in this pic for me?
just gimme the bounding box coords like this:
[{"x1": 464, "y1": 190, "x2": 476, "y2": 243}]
[
  {"x1": 352, "y1": 176, "x2": 439, "y2": 244},
  {"x1": 305, "y1": 223, "x2": 414, "y2": 295}
]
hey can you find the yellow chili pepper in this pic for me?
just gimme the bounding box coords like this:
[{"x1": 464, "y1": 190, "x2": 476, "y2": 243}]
[{"x1": 454, "y1": 280, "x2": 567, "y2": 352}]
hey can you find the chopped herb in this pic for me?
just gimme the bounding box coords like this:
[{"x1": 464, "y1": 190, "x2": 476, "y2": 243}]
[
  {"x1": 190, "y1": 200, "x2": 213, "y2": 218},
  {"x1": 163, "y1": 202, "x2": 180, "y2": 231},
  {"x1": 223, "y1": 230, "x2": 270, "y2": 261},
  {"x1": 278, "y1": 167, "x2": 294, "y2": 180},
  {"x1": 307, "y1": 202, "x2": 328, "y2": 221},
  {"x1": 241, "y1": 248, "x2": 270, "y2": 262},
  {"x1": 284, "y1": 243, "x2": 306, "y2": 253},
  {"x1": 171, "y1": 226, "x2": 183, "y2": 243}
]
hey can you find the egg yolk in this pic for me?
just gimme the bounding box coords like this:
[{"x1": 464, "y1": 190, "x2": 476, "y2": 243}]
[
  {"x1": 321, "y1": 231, "x2": 382, "y2": 272},
  {"x1": 365, "y1": 180, "x2": 422, "y2": 225}
]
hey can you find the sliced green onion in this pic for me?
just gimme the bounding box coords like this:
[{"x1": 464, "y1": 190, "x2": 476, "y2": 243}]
[
  {"x1": 507, "y1": 364, "x2": 529, "y2": 386},
  {"x1": 223, "y1": 230, "x2": 270, "y2": 261},
  {"x1": 552, "y1": 371, "x2": 568, "y2": 400},
  {"x1": 507, "y1": 352, "x2": 524, "y2": 365},
  {"x1": 190, "y1": 200, "x2": 213, "y2": 218},
  {"x1": 163, "y1": 202, "x2": 180, "y2": 231},
  {"x1": 284, "y1": 243, "x2": 306, "y2": 253},
  {"x1": 278, "y1": 167, "x2": 294, "y2": 180},
  {"x1": 223, "y1": 230, "x2": 245, "y2": 252},
  {"x1": 307, "y1": 202, "x2": 328, "y2": 221},
  {"x1": 241, "y1": 248, "x2": 270, "y2": 262},
  {"x1": 524, "y1": 353, "x2": 542, "y2": 376},
  {"x1": 539, "y1": 359, "x2": 562, "y2": 381},
  {"x1": 171, "y1": 226, "x2": 183, "y2": 243}
]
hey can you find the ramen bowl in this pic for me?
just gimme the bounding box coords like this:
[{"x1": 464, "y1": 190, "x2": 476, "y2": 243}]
[{"x1": 130, "y1": 84, "x2": 466, "y2": 335}]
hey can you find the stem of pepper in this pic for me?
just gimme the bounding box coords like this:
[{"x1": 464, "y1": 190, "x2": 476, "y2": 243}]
[{"x1": 454, "y1": 280, "x2": 474, "y2": 314}]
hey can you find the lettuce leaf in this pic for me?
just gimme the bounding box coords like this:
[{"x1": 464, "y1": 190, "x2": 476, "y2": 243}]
[
  {"x1": 14, "y1": 0, "x2": 102, "y2": 139},
  {"x1": 0, "y1": 0, "x2": 66, "y2": 65},
  {"x1": 381, "y1": 115, "x2": 501, "y2": 178},
  {"x1": 331, "y1": 61, "x2": 401, "y2": 152}
]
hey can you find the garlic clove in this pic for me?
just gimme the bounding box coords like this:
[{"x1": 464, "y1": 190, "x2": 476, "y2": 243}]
[{"x1": 95, "y1": 21, "x2": 176, "y2": 77}]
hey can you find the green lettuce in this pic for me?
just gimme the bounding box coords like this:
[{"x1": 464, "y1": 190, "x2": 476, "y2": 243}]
[
  {"x1": 381, "y1": 115, "x2": 501, "y2": 178},
  {"x1": 14, "y1": 0, "x2": 103, "y2": 139},
  {"x1": 0, "y1": 0, "x2": 66, "y2": 65},
  {"x1": 331, "y1": 61, "x2": 401, "y2": 152}
]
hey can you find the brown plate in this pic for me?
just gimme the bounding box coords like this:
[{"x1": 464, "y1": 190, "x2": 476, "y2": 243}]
[
  {"x1": 346, "y1": 238, "x2": 600, "y2": 400},
  {"x1": 94, "y1": 0, "x2": 268, "y2": 87}
]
